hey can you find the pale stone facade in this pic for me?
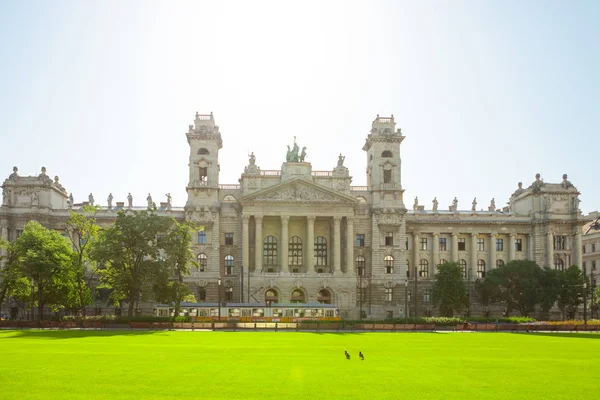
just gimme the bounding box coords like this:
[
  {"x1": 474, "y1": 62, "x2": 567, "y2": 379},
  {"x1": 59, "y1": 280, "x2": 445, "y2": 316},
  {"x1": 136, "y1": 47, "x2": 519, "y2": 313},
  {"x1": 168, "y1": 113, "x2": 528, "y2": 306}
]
[{"x1": 0, "y1": 113, "x2": 591, "y2": 319}]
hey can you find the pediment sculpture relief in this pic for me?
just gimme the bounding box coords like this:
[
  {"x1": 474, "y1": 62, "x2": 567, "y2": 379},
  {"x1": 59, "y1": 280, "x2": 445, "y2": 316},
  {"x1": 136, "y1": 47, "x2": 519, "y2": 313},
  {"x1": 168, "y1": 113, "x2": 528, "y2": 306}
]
[{"x1": 256, "y1": 184, "x2": 341, "y2": 203}]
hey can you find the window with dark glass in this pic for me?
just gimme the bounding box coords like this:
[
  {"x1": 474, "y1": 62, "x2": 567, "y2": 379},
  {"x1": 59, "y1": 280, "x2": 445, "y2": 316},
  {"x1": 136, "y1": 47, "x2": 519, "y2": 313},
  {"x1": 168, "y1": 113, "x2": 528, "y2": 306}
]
[
  {"x1": 554, "y1": 257, "x2": 564, "y2": 271},
  {"x1": 515, "y1": 238, "x2": 523, "y2": 252},
  {"x1": 419, "y1": 259, "x2": 429, "y2": 278},
  {"x1": 356, "y1": 256, "x2": 365, "y2": 276},
  {"x1": 420, "y1": 238, "x2": 428, "y2": 251},
  {"x1": 439, "y1": 238, "x2": 447, "y2": 251},
  {"x1": 477, "y1": 260, "x2": 486, "y2": 278},
  {"x1": 384, "y1": 255, "x2": 394, "y2": 274},
  {"x1": 225, "y1": 232, "x2": 234, "y2": 245},
  {"x1": 554, "y1": 235, "x2": 565, "y2": 250},
  {"x1": 477, "y1": 238, "x2": 485, "y2": 251},
  {"x1": 424, "y1": 289, "x2": 432, "y2": 303},
  {"x1": 496, "y1": 238, "x2": 504, "y2": 251},
  {"x1": 459, "y1": 259, "x2": 467, "y2": 278},
  {"x1": 385, "y1": 288, "x2": 393, "y2": 302},
  {"x1": 263, "y1": 236, "x2": 277, "y2": 266},
  {"x1": 383, "y1": 169, "x2": 392, "y2": 183},
  {"x1": 289, "y1": 236, "x2": 302, "y2": 267},
  {"x1": 225, "y1": 255, "x2": 234, "y2": 275},
  {"x1": 198, "y1": 231, "x2": 207, "y2": 244},
  {"x1": 197, "y1": 253, "x2": 207, "y2": 272},
  {"x1": 315, "y1": 236, "x2": 328, "y2": 266},
  {"x1": 385, "y1": 232, "x2": 393, "y2": 246},
  {"x1": 496, "y1": 259, "x2": 505, "y2": 268},
  {"x1": 355, "y1": 234, "x2": 365, "y2": 247},
  {"x1": 225, "y1": 287, "x2": 233, "y2": 301},
  {"x1": 458, "y1": 238, "x2": 466, "y2": 251}
]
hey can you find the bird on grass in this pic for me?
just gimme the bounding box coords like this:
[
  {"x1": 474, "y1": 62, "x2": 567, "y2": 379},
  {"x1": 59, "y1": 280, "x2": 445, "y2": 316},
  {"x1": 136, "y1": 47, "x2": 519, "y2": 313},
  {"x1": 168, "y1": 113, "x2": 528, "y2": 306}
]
[
  {"x1": 344, "y1": 350, "x2": 350, "y2": 360},
  {"x1": 359, "y1": 351, "x2": 364, "y2": 361}
]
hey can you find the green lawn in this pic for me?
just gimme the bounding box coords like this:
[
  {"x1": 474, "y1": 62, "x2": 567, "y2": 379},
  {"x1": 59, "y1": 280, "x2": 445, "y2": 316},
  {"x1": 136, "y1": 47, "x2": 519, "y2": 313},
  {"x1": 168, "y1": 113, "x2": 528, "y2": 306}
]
[{"x1": 0, "y1": 330, "x2": 599, "y2": 399}]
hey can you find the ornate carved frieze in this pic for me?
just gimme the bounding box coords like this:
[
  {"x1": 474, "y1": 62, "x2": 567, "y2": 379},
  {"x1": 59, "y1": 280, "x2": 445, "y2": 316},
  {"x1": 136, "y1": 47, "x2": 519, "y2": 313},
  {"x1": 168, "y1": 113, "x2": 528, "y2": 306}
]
[{"x1": 256, "y1": 184, "x2": 343, "y2": 203}]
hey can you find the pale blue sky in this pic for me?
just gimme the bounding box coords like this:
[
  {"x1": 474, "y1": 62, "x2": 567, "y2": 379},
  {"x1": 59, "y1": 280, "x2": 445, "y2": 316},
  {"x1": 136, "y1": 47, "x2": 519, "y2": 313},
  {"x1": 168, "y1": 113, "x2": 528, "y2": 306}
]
[{"x1": 0, "y1": 0, "x2": 598, "y2": 213}]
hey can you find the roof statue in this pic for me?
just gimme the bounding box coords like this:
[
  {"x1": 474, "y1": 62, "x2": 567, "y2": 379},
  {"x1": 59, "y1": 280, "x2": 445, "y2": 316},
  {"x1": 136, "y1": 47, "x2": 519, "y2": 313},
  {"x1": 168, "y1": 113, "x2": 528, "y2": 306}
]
[
  {"x1": 432, "y1": 197, "x2": 438, "y2": 211},
  {"x1": 286, "y1": 137, "x2": 306, "y2": 162}
]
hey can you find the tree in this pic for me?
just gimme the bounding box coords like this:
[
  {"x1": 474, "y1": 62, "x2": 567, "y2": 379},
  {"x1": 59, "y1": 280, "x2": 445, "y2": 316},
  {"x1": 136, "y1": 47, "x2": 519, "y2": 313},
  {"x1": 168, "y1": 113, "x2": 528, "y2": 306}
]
[
  {"x1": 556, "y1": 265, "x2": 587, "y2": 320},
  {"x1": 91, "y1": 211, "x2": 171, "y2": 317},
  {"x1": 431, "y1": 262, "x2": 468, "y2": 317},
  {"x1": 64, "y1": 205, "x2": 100, "y2": 316},
  {"x1": 7, "y1": 222, "x2": 75, "y2": 321},
  {"x1": 153, "y1": 220, "x2": 198, "y2": 316},
  {"x1": 484, "y1": 260, "x2": 543, "y2": 317},
  {"x1": 537, "y1": 267, "x2": 561, "y2": 319},
  {"x1": 0, "y1": 241, "x2": 31, "y2": 314},
  {"x1": 589, "y1": 285, "x2": 600, "y2": 319}
]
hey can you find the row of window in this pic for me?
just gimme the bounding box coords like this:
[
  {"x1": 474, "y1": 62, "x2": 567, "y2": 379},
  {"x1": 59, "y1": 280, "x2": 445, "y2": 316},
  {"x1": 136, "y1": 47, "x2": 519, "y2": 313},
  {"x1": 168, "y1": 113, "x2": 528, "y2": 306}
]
[
  {"x1": 357, "y1": 287, "x2": 432, "y2": 304},
  {"x1": 581, "y1": 260, "x2": 597, "y2": 271},
  {"x1": 411, "y1": 237, "x2": 523, "y2": 252},
  {"x1": 583, "y1": 243, "x2": 597, "y2": 253}
]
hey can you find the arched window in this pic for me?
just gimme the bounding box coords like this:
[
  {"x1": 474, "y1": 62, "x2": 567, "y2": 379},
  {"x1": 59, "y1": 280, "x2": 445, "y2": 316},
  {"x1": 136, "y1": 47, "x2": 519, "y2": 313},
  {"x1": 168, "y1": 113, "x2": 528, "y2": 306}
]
[
  {"x1": 315, "y1": 237, "x2": 328, "y2": 266},
  {"x1": 459, "y1": 259, "x2": 467, "y2": 278},
  {"x1": 289, "y1": 236, "x2": 303, "y2": 268},
  {"x1": 554, "y1": 257, "x2": 565, "y2": 271},
  {"x1": 263, "y1": 236, "x2": 277, "y2": 266},
  {"x1": 197, "y1": 148, "x2": 209, "y2": 155},
  {"x1": 419, "y1": 259, "x2": 429, "y2": 278},
  {"x1": 439, "y1": 259, "x2": 448, "y2": 265},
  {"x1": 477, "y1": 260, "x2": 486, "y2": 279},
  {"x1": 356, "y1": 256, "x2": 365, "y2": 276},
  {"x1": 291, "y1": 289, "x2": 306, "y2": 303},
  {"x1": 317, "y1": 289, "x2": 332, "y2": 304},
  {"x1": 265, "y1": 289, "x2": 279, "y2": 306},
  {"x1": 381, "y1": 150, "x2": 393, "y2": 158},
  {"x1": 384, "y1": 255, "x2": 394, "y2": 274},
  {"x1": 197, "y1": 287, "x2": 206, "y2": 301},
  {"x1": 225, "y1": 255, "x2": 234, "y2": 275},
  {"x1": 197, "y1": 253, "x2": 207, "y2": 272},
  {"x1": 222, "y1": 195, "x2": 236, "y2": 203},
  {"x1": 496, "y1": 259, "x2": 505, "y2": 268}
]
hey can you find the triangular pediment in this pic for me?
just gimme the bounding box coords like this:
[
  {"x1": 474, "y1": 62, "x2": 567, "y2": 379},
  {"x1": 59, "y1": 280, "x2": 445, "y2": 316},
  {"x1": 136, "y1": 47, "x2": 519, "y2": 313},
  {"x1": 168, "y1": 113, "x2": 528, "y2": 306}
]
[{"x1": 240, "y1": 178, "x2": 357, "y2": 205}]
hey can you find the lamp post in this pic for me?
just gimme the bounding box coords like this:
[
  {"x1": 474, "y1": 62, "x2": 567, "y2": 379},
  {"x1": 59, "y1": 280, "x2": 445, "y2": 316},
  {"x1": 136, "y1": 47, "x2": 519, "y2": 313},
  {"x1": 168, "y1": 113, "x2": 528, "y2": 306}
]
[
  {"x1": 404, "y1": 279, "x2": 408, "y2": 323},
  {"x1": 217, "y1": 277, "x2": 222, "y2": 322},
  {"x1": 358, "y1": 270, "x2": 363, "y2": 321},
  {"x1": 467, "y1": 268, "x2": 471, "y2": 317},
  {"x1": 583, "y1": 282, "x2": 587, "y2": 328}
]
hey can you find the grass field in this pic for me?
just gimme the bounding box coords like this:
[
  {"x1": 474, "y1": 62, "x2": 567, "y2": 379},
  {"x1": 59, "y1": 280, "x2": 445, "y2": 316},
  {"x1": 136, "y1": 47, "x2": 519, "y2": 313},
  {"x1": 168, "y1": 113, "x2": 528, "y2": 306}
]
[{"x1": 0, "y1": 330, "x2": 599, "y2": 399}]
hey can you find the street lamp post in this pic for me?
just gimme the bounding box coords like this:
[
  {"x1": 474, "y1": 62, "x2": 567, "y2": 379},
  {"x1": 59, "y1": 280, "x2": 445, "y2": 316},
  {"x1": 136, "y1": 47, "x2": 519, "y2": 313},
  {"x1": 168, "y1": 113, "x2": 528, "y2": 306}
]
[
  {"x1": 404, "y1": 279, "x2": 408, "y2": 323},
  {"x1": 583, "y1": 282, "x2": 587, "y2": 328},
  {"x1": 217, "y1": 277, "x2": 222, "y2": 322},
  {"x1": 467, "y1": 268, "x2": 471, "y2": 317}
]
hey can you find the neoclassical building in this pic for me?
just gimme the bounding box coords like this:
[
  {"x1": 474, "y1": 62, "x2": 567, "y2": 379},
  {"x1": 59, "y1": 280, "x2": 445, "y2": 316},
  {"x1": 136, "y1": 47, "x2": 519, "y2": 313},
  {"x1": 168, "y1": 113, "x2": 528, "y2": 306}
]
[{"x1": 0, "y1": 113, "x2": 594, "y2": 319}]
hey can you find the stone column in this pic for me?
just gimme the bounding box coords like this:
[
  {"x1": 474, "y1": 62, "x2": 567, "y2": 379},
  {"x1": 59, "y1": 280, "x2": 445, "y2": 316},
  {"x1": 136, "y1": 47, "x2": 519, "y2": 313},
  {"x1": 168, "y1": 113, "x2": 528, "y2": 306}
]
[
  {"x1": 432, "y1": 233, "x2": 439, "y2": 269},
  {"x1": 242, "y1": 215, "x2": 250, "y2": 270},
  {"x1": 281, "y1": 215, "x2": 289, "y2": 272},
  {"x1": 509, "y1": 233, "x2": 516, "y2": 261},
  {"x1": 574, "y1": 233, "x2": 582, "y2": 268},
  {"x1": 527, "y1": 233, "x2": 534, "y2": 260},
  {"x1": 333, "y1": 216, "x2": 341, "y2": 273},
  {"x1": 413, "y1": 232, "x2": 420, "y2": 276},
  {"x1": 451, "y1": 233, "x2": 458, "y2": 262},
  {"x1": 547, "y1": 232, "x2": 554, "y2": 269},
  {"x1": 306, "y1": 216, "x2": 315, "y2": 272},
  {"x1": 470, "y1": 233, "x2": 477, "y2": 278},
  {"x1": 254, "y1": 215, "x2": 263, "y2": 272},
  {"x1": 489, "y1": 233, "x2": 497, "y2": 269},
  {"x1": 0, "y1": 227, "x2": 7, "y2": 265},
  {"x1": 346, "y1": 217, "x2": 354, "y2": 274}
]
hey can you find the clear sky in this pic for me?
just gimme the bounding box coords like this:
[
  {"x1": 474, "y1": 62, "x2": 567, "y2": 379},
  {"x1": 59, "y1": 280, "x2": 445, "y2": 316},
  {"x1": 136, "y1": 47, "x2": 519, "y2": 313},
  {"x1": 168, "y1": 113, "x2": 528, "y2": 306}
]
[{"x1": 0, "y1": 0, "x2": 598, "y2": 213}]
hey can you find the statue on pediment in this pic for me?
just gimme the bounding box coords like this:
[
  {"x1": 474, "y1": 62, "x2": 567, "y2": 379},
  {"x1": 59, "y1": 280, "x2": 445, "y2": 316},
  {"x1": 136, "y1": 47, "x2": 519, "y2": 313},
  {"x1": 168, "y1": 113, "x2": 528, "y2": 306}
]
[
  {"x1": 249, "y1": 152, "x2": 256, "y2": 165},
  {"x1": 300, "y1": 147, "x2": 307, "y2": 162},
  {"x1": 337, "y1": 153, "x2": 345, "y2": 167},
  {"x1": 9, "y1": 166, "x2": 18, "y2": 180},
  {"x1": 68, "y1": 193, "x2": 74, "y2": 209},
  {"x1": 561, "y1": 174, "x2": 574, "y2": 189},
  {"x1": 451, "y1": 197, "x2": 458, "y2": 213},
  {"x1": 432, "y1": 197, "x2": 438, "y2": 211},
  {"x1": 512, "y1": 182, "x2": 524, "y2": 197},
  {"x1": 127, "y1": 193, "x2": 133, "y2": 208},
  {"x1": 488, "y1": 198, "x2": 496, "y2": 211},
  {"x1": 166, "y1": 193, "x2": 172, "y2": 210},
  {"x1": 531, "y1": 173, "x2": 544, "y2": 193},
  {"x1": 471, "y1": 197, "x2": 477, "y2": 212},
  {"x1": 147, "y1": 193, "x2": 153, "y2": 209},
  {"x1": 107, "y1": 193, "x2": 113, "y2": 209},
  {"x1": 88, "y1": 193, "x2": 94, "y2": 206},
  {"x1": 286, "y1": 136, "x2": 303, "y2": 162},
  {"x1": 413, "y1": 196, "x2": 419, "y2": 211}
]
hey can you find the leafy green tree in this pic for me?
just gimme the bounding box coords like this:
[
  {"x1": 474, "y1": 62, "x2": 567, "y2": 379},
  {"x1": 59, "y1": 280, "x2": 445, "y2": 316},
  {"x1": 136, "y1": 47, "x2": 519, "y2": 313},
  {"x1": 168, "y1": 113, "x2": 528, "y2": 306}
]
[
  {"x1": 7, "y1": 222, "x2": 75, "y2": 321},
  {"x1": 589, "y1": 285, "x2": 600, "y2": 319},
  {"x1": 91, "y1": 211, "x2": 171, "y2": 317},
  {"x1": 431, "y1": 262, "x2": 468, "y2": 317},
  {"x1": 556, "y1": 265, "x2": 587, "y2": 320},
  {"x1": 538, "y1": 267, "x2": 561, "y2": 319},
  {"x1": 0, "y1": 241, "x2": 31, "y2": 313},
  {"x1": 64, "y1": 205, "x2": 100, "y2": 316},
  {"x1": 153, "y1": 220, "x2": 198, "y2": 316},
  {"x1": 485, "y1": 260, "x2": 543, "y2": 317}
]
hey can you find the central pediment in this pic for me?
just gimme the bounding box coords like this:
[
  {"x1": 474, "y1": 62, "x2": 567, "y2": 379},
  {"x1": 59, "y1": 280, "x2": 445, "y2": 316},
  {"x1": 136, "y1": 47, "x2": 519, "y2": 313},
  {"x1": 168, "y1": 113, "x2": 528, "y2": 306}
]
[{"x1": 240, "y1": 178, "x2": 357, "y2": 205}]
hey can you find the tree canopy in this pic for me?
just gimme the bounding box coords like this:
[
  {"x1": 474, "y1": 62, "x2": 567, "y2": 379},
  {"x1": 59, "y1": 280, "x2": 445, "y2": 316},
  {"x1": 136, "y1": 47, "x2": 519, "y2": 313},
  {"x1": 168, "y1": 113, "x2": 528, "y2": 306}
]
[{"x1": 431, "y1": 262, "x2": 468, "y2": 317}]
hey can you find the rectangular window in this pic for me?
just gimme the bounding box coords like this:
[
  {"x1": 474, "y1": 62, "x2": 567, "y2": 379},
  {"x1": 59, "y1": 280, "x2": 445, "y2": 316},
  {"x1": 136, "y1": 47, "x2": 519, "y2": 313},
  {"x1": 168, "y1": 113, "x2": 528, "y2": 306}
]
[
  {"x1": 355, "y1": 234, "x2": 365, "y2": 247},
  {"x1": 198, "y1": 288, "x2": 206, "y2": 301},
  {"x1": 420, "y1": 238, "x2": 428, "y2": 251},
  {"x1": 405, "y1": 239, "x2": 409, "y2": 250},
  {"x1": 496, "y1": 238, "x2": 504, "y2": 251},
  {"x1": 593, "y1": 244, "x2": 597, "y2": 252},
  {"x1": 225, "y1": 266, "x2": 233, "y2": 275},
  {"x1": 477, "y1": 238, "x2": 485, "y2": 251},
  {"x1": 554, "y1": 235, "x2": 565, "y2": 250},
  {"x1": 583, "y1": 245, "x2": 587, "y2": 254},
  {"x1": 439, "y1": 238, "x2": 447, "y2": 251},
  {"x1": 593, "y1": 261, "x2": 597, "y2": 270},
  {"x1": 225, "y1": 233, "x2": 234, "y2": 246},
  {"x1": 225, "y1": 287, "x2": 233, "y2": 301},
  {"x1": 199, "y1": 167, "x2": 208, "y2": 182},
  {"x1": 385, "y1": 288, "x2": 393, "y2": 302},
  {"x1": 386, "y1": 311, "x2": 393, "y2": 320},
  {"x1": 424, "y1": 289, "x2": 431, "y2": 303},
  {"x1": 458, "y1": 238, "x2": 466, "y2": 251},
  {"x1": 515, "y1": 239, "x2": 523, "y2": 252},
  {"x1": 198, "y1": 231, "x2": 207, "y2": 244},
  {"x1": 385, "y1": 232, "x2": 393, "y2": 246},
  {"x1": 383, "y1": 169, "x2": 392, "y2": 183}
]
